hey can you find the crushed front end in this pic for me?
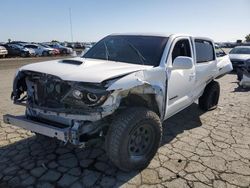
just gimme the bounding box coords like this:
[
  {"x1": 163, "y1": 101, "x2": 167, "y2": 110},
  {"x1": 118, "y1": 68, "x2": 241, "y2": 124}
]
[{"x1": 4, "y1": 70, "x2": 117, "y2": 145}]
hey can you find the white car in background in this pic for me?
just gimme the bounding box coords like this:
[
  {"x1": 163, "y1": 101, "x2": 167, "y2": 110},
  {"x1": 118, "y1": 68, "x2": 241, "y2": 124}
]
[
  {"x1": 229, "y1": 46, "x2": 250, "y2": 70},
  {"x1": 0, "y1": 45, "x2": 8, "y2": 57},
  {"x1": 23, "y1": 44, "x2": 55, "y2": 56}
]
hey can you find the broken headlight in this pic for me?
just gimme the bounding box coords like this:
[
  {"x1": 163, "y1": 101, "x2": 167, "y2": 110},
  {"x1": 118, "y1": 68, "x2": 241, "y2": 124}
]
[{"x1": 63, "y1": 86, "x2": 110, "y2": 107}]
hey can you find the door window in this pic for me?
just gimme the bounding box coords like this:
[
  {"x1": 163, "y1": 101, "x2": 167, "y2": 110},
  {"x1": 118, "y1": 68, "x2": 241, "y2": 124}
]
[
  {"x1": 195, "y1": 39, "x2": 215, "y2": 63},
  {"x1": 172, "y1": 39, "x2": 191, "y2": 62},
  {"x1": 215, "y1": 46, "x2": 226, "y2": 57}
]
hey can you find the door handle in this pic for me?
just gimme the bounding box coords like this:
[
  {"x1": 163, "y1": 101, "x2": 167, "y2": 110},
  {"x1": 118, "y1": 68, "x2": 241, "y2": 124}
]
[
  {"x1": 189, "y1": 73, "x2": 195, "y2": 80},
  {"x1": 189, "y1": 73, "x2": 195, "y2": 77}
]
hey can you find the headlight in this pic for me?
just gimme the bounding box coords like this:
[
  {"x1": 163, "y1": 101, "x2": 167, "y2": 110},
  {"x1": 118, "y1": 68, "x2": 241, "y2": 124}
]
[
  {"x1": 82, "y1": 91, "x2": 109, "y2": 106},
  {"x1": 64, "y1": 85, "x2": 110, "y2": 107},
  {"x1": 86, "y1": 93, "x2": 98, "y2": 102},
  {"x1": 72, "y1": 90, "x2": 83, "y2": 99}
]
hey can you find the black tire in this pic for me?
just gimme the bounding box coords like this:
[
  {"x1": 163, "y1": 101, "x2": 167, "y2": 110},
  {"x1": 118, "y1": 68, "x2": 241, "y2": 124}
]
[
  {"x1": 199, "y1": 81, "x2": 220, "y2": 111},
  {"x1": 105, "y1": 107, "x2": 162, "y2": 171},
  {"x1": 42, "y1": 51, "x2": 49, "y2": 56},
  {"x1": 62, "y1": 49, "x2": 67, "y2": 54},
  {"x1": 20, "y1": 52, "x2": 26, "y2": 57}
]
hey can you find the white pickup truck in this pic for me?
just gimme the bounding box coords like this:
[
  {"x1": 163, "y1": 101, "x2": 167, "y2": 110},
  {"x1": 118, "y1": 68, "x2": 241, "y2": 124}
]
[{"x1": 3, "y1": 34, "x2": 232, "y2": 171}]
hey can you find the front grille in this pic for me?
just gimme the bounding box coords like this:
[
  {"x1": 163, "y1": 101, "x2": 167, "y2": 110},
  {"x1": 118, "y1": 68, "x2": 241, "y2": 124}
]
[
  {"x1": 35, "y1": 79, "x2": 71, "y2": 108},
  {"x1": 231, "y1": 60, "x2": 244, "y2": 65},
  {"x1": 26, "y1": 72, "x2": 71, "y2": 108}
]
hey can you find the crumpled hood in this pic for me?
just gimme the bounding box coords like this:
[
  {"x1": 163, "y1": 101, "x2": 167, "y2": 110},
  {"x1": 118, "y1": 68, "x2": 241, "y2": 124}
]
[
  {"x1": 229, "y1": 54, "x2": 250, "y2": 61},
  {"x1": 20, "y1": 57, "x2": 152, "y2": 83}
]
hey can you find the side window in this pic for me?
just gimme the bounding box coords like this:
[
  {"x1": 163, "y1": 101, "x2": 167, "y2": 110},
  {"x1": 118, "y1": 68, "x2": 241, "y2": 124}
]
[
  {"x1": 172, "y1": 39, "x2": 191, "y2": 62},
  {"x1": 195, "y1": 39, "x2": 215, "y2": 63},
  {"x1": 215, "y1": 46, "x2": 226, "y2": 57}
]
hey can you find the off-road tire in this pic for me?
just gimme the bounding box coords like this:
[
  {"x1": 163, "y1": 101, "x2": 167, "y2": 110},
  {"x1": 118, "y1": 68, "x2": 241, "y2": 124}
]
[
  {"x1": 199, "y1": 81, "x2": 220, "y2": 111},
  {"x1": 105, "y1": 107, "x2": 162, "y2": 171}
]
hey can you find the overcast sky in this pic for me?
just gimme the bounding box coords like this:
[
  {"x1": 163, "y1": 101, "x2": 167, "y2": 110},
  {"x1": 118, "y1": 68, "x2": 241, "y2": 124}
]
[{"x1": 1, "y1": 0, "x2": 250, "y2": 42}]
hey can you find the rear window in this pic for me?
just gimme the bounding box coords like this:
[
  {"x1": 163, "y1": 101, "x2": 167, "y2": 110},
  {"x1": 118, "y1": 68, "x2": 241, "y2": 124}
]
[{"x1": 195, "y1": 39, "x2": 215, "y2": 63}]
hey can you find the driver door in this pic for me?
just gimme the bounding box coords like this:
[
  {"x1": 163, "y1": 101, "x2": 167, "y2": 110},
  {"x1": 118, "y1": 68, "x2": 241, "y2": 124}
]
[{"x1": 165, "y1": 37, "x2": 196, "y2": 118}]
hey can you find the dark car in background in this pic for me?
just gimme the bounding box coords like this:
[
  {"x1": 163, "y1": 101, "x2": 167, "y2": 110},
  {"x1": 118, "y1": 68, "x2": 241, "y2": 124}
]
[{"x1": 3, "y1": 43, "x2": 36, "y2": 57}]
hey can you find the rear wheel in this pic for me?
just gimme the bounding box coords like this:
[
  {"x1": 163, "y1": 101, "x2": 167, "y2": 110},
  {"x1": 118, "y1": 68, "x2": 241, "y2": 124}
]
[
  {"x1": 42, "y1": 51, "x2": 49, "y2": 56},
  {"x1": 62, "y1": 49, "x2": 67, "y2": 54},
  {"x1": 105, "y1": 107, "x2": 162, "y2": 171},
  {"x1": 199, "y1": 81, "x2": 220, "y2": 111},
  {"x1": 20, "y1": 52, "x2": 26, "y2": 57}
]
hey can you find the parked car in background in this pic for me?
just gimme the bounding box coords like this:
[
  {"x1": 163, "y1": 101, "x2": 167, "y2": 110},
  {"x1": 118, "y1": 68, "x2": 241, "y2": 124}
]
[
  {"x1": 22, "y1": 44, "x2": 55, "y2": 56},
  {"x1": 39, "y1": 43, "x2": 60, "y2": 55},
  {"x1": 74, "y1": 42, "x2": 85, "y2": 49},
  {"x1": 47, "y1": 43, "x2": 73, "y2": 54},
  {"x1": 3, "y1": 43, "x2": 36, "y2": 57},
  {"x1": 0, "y1": 45, "x2": 8, "y2": 57},
  {"x1": 229, "y1": 46, "x2": 250, "y2": 70}
]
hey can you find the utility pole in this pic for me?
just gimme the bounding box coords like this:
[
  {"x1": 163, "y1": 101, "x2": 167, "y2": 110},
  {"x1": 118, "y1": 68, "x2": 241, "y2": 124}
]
[{"x1": 69, "y1": 8, "x2": 73, "y2": 42}]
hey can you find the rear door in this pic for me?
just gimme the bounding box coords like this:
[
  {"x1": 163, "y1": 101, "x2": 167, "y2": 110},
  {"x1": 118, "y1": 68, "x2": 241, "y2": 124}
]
[
  {"x1": 215, "y1": 46, "x2": 233, "y2": 78},
  {"x1": 192, "y1": 38, "x2": 218, "y2": 98}
]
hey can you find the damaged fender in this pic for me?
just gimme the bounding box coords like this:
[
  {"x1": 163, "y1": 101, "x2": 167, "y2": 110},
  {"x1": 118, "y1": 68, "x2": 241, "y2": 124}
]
[{"x1": 105, "y1": 67, "x2": 167, "y2": 119}]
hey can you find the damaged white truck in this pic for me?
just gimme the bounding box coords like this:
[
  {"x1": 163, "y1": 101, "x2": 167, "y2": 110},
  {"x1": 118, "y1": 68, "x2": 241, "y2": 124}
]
[{"x1": 3, "y1": 34, "x2": 232, "y2": 171}]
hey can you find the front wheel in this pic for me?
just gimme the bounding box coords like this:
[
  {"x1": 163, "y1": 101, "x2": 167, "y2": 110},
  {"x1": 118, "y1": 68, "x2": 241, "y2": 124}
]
[
  {"x1": 199, "y1": 81, "x2": 220, "y2": 111},
  {"x1": 105, "y1": 107, "x2": 162, "y2": 171}
]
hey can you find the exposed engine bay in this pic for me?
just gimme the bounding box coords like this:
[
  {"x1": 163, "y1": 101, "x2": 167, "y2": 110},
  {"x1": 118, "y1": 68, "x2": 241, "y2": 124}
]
[{"x1": 13, "y1": 70, "x2": 111, "y2": 113}]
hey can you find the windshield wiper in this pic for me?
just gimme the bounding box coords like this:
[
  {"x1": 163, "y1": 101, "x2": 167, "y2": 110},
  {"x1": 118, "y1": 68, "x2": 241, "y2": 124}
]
[{"x1": 103, "y1": 42, "x2": 110, "y2": 60}]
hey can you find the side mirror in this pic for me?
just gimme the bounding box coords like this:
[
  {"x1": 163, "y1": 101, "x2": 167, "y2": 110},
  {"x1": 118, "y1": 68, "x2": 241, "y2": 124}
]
[
  {"x1": 221, "y1": 52, "x2": 226, "y2": 56},
  {"x1": 172, "y1": 56, "x2": 193, "y2": 69}
]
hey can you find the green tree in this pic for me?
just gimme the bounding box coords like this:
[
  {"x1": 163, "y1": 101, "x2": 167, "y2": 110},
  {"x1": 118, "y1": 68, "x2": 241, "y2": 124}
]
[
  {"x1": 51, "y1": 40, "x2": 59, "y2": 43},
  {"x1": 245, "y1": 34, "x2": 250, "y2": 42}
]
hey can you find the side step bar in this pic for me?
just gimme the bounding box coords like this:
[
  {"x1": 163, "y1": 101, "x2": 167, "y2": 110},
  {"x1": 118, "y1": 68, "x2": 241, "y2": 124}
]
[{"x1": 3, "y1": 114, "x2": 70, "y2": 142}]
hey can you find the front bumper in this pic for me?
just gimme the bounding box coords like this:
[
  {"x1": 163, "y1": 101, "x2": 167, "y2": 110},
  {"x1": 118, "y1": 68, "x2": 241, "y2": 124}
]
[{"x1": 3, "y1": 114, "x2": 70, "y2": 142}]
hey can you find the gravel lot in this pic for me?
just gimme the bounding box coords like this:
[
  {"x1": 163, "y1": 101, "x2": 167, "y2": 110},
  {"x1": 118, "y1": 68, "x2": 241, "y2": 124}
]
[{"x1": 0, "y1": 57, "x2": 250, "y2": 188}]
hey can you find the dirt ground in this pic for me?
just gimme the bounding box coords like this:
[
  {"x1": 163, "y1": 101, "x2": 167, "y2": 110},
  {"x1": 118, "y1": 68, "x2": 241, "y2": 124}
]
[{"x1": 0, "y1": 57, "x2": 250, "y2": 188}]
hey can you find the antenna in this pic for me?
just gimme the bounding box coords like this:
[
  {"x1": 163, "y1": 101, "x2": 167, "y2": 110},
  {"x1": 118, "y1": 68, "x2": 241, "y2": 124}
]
[{"x1": 69, "y1": 8, "x2": 73, "y2": 42}]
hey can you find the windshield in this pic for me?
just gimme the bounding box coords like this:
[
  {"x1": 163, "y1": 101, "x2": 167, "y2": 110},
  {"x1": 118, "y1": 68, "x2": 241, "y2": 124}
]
[
  {"x1": 230, "y1": 47, "x2": 250, "y2": 54},
  {"x1": 40, "y1": 44, "x2": 50, "y2": 48},
  {"x1": 13, "y1": 44, "x2": 24, "y2": 49},
  {"x1": 83, "y1": 35, "x2": 168, "y2": 66}
]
